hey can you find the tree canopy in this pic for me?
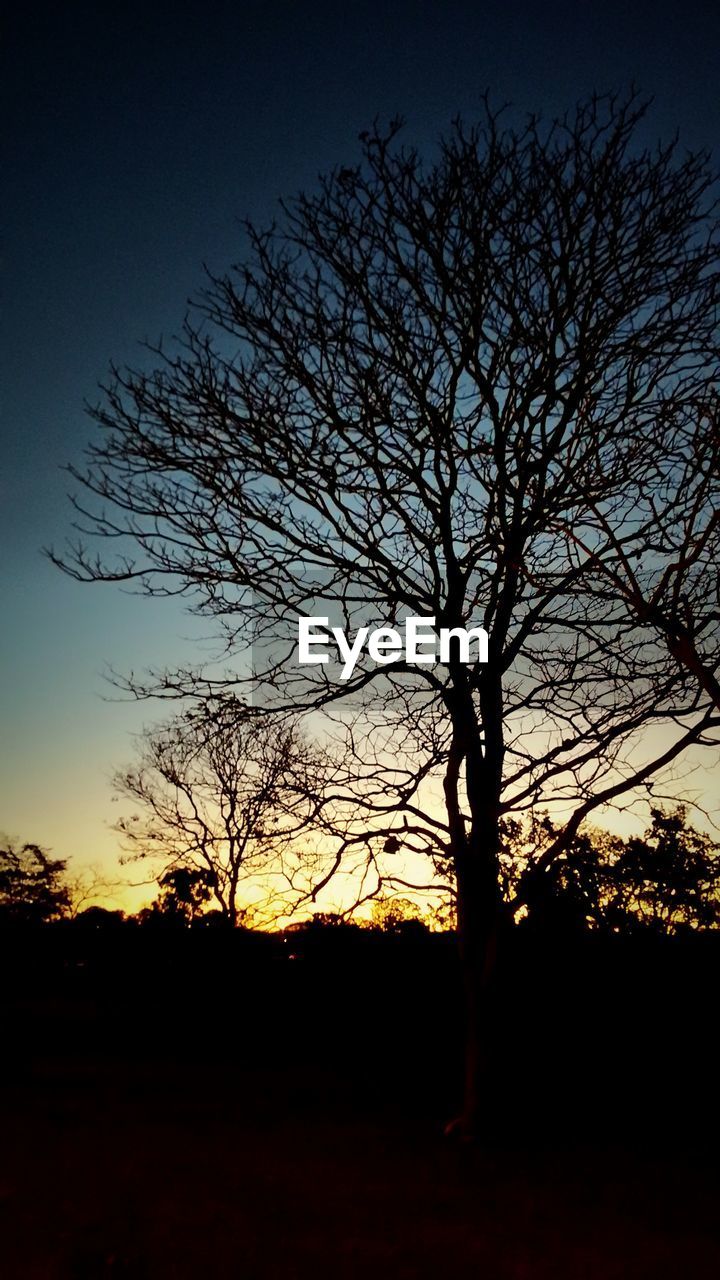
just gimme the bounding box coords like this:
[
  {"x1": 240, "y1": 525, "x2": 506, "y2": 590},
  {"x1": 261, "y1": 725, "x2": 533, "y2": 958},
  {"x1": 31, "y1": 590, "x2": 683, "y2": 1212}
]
[{"x1": 0, "y1": 839, "x2": 71, "y2": 925}]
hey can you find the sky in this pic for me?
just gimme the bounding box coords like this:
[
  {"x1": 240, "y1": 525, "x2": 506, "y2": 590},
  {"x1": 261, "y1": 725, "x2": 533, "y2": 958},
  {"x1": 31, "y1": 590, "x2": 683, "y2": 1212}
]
[{"x1": 2, "y1": 0, "x2": 719, "y2": 902}]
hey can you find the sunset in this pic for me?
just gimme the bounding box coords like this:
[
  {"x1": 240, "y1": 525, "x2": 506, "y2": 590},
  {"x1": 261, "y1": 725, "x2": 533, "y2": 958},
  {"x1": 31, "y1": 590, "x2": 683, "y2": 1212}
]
[{"x1": 2, "y1": 2, "x2": 720, "y2": 1275}]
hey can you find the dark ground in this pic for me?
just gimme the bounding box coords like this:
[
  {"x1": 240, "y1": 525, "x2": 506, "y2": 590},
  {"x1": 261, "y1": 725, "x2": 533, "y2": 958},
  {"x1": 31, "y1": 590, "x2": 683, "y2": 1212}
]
[{"x1": 1, "y1": 928, "x2": 719, "y2": 1277}]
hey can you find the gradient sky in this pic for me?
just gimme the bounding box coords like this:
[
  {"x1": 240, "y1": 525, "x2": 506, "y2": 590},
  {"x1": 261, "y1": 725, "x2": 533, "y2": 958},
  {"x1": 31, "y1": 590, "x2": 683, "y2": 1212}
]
[{"x1": 2, "y1": 0, "x2": 719, "y2": 900}]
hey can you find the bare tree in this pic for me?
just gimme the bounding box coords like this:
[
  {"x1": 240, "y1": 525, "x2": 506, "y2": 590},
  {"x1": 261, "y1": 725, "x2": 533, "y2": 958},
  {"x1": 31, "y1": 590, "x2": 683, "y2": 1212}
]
[
  {"x1": 55, "y1": 92, "x2": 720, "y2": 1132},
  {"x1": 115, "y1": 703, "x2": 328, "y2": 927},
  {"x1": 65, "y1": 863, "x2": 130, "y2": 917}
]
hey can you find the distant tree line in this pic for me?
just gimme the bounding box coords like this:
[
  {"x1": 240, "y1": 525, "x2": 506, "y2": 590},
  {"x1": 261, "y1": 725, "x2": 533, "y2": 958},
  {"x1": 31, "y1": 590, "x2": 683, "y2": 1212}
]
[{"x1": 3, "y1": 806, "x2": 718, "y2": 936}]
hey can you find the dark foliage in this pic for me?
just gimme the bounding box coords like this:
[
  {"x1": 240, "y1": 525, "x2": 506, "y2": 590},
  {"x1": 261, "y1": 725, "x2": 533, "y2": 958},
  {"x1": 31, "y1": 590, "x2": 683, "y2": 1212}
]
[
  {"x1": 0, "y1": 839, "x2": 71, "y2": 926},
  {"x1": 519, "y1": 808, "x2": 720, "y2": 935},
  {"x1": 138, "y1": 866, "x2": 216, "y2": 927}
]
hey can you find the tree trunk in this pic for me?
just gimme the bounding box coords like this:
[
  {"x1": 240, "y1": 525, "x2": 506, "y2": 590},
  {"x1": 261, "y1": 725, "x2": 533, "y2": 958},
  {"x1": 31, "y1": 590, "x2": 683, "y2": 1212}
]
[
  {"x1": 448, "y1": 830, "x2": 503, "y2": 1137},
  {"x1": 443, "y1": 670, "x2": 504, "y2": 1139}
]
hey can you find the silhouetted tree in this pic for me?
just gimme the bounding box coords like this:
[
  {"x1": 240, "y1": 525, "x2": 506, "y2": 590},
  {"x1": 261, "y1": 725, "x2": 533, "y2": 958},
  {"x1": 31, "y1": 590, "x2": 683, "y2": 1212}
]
[
  {"x1": 140, "y1": 866, "x2": 215, "y2": 926},
  {"x1": 371, "y1": 895, "x2": 427, "y2": 934},
  {"x1": 72, "y1": 905, "x2": 128, "y2": 928},
  {"x1": 298, "y1": 912, "x2": 349, "y2": 929},
  {"x1": 116, "y1": 702, "x2": 326, "y2": 926},
  {"x1": 65, "y1": 863, "x2": 129, "y2": 917},
  {"x1": 606, "y1": 808, "x2": 720, "y2": 934},
  {"x1": 56, "y1": 93, "x2": 720, "y2": 1131},
  {"x1": 0, "y1": 838, "x2": 71, "y2": 925},
  {"x1": 515, "y1": 808, "x2": 720, "y2": 934}
]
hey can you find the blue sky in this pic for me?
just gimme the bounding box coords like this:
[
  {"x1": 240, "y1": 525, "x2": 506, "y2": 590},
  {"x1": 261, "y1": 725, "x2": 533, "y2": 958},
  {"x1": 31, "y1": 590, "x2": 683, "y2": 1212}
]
[{"x1": 2, "y1": 0, "x2": 719, "y2": 889}]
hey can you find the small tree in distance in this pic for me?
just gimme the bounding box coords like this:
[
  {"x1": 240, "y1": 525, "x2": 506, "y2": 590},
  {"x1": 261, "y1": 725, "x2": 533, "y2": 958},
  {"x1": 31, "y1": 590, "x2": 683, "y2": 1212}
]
[
  {"x1": 55, "y1": 92, "x2": 720, "y2": 1133},
  {"x1": 115, "y1": 703, "x2": 328, "y2": 927},
  {"x1": 140, "y1": 866, "x2": 216, "y2": 926},
  {"x1": 371, "y1": 895, "x2": 428, "y2": 935}
]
